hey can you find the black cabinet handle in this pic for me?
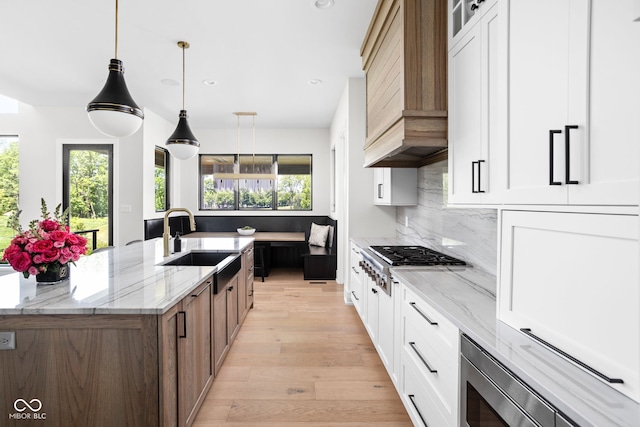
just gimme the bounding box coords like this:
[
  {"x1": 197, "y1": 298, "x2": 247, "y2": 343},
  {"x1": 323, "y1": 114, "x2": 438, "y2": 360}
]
[
  {"x1": 520, "y1": 328, "x2": 623, "y2": 384},
  {"x1": 471, "y1": 160, "x2": 486, "y2": 193},
  {"x1": 471, "y1": 161, "x2": 478, "y2": 193},
  {"x1": 179, "y1": 311, "x2": 187, "y2": 338},
  {"x1": 549, "y1": 129, "x2": 562, "y2": 185},
  {"x1": 371, "y1": 288, "x2": 378, "y2": 294},
  {"x1": 408, "y1": 395, "x2": 428, "y2": 426},
  {"x1": 409, "y1": 342, "x2": 437, "y2": 373},
  {"x1": 227, "y1": 286, "x2": 234, "y2": 292},
  {"x1": 351, "y1": 266, "x2": 359, "y2": 275},
  {"x1": 477, "y1": 160, "x2": 485, "y2": 193},
  {"x1": 565, "y1": 125, "x2": 579, "y2": 184},
  {"x1": 192, "y1": 283, "x2": 209, "y2": 298},
  {"x1": 470, "y1": 3, "x2": 479, "y2": 11},
  {"x1": 351, "y1": 291, "x2": 359, "y2": 301},
  {"x1": 409, "y1": 302, "x2": 438, "y2": 325}
]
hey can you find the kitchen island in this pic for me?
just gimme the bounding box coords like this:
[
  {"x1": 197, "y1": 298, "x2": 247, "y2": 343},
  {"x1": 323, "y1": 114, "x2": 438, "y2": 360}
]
[{"x1": 0, "y1": 237, "x2": 255, "y2": 427}]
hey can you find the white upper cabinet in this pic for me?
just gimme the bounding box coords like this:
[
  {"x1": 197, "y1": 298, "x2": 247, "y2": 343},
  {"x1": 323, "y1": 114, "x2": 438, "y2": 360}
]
[
  {"x1": 448, "y1": 0, "x2": 639, "y2": 208},
  {"x1": 374, "y1": 168, "x2": 417, "y2": 206},
  {"x1": 448, "y1": 1, "x2": 506, "y2": 205},
  {"x1": 502, "y1": 0, "x2": 638, "y2": 207}
]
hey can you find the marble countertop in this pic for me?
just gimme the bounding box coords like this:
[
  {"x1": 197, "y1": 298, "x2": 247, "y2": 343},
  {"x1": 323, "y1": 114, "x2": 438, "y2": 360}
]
[
  {"x1": 352, "y1": 237, "x2": 640, "y2": 426},
  {"x1": 0, "y1": 237, "x2": 254, "y2": 316}
]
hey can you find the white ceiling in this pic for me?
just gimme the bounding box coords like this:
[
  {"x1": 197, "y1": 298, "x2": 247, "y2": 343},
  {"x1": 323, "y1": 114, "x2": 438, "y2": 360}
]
[{"x1": 0, "y1": 0, "x2": 377, "y2": 129}]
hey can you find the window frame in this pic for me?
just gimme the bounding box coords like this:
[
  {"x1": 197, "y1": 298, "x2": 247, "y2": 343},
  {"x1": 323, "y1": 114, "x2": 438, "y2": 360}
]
[
  {"x1": 199, "y1": 153, "x2": 312, "y2": 211},
  {"x1": 154, "y1": 146, "x2": 171, "y2": 212}
]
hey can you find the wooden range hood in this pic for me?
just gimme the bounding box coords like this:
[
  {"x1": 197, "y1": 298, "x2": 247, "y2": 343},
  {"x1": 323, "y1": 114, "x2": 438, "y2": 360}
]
[{"x1": 361, "y1": 0, "x2": 447, "y2": 168}]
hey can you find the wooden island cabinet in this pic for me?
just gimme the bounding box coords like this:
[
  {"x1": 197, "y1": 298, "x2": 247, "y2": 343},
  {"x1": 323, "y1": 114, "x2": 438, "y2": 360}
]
[{"x1": 0, "y1": 238, "x2": 254, "y2": 427}]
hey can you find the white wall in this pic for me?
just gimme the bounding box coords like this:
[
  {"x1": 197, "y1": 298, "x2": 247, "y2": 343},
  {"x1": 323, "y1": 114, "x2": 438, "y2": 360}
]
[
  {"x1": 0, "y1": 103, "x2": 145, "y2": 246},
  {"x1": 329, "y1": 78, "x2": 396, "y2": 285},
  {"x1": 174, "y1": 127, "x2": 331, "y2": 216}
]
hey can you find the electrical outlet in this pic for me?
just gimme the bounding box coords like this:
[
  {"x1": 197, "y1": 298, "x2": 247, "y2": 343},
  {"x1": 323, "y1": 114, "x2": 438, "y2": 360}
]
[
  {"x1": 0, "y1": 332, "x2": 15, "y2": 350},
  {"x1": 405, "y1": 216, "x2": 409, "y2": 227}
]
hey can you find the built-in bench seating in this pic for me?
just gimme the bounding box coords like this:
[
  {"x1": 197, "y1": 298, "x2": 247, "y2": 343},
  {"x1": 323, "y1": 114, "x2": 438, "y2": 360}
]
[{"x1": 144, "y1": 215, "x2": 337, "y2": 280}]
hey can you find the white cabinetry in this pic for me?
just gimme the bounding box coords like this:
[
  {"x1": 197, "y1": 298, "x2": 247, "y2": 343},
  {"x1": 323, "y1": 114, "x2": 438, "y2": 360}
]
[
  {"x1": 502, "y1": 0, "x2": 638, "y2": 206},
  {"x1": 448, "y1": 0, "x2": 505, "y2": 205},
  {"x1": 349, "y1": 242, "x2": 365, "y2": 316},
  {"x1": 449, "y1": 0, "x2": 498, "y2": 43},
  {"x1": 399, "y1": 281, "x2": 460, "y2": 426},
  {"x1": 373, "y1": 168, "x2": 417, "y2": 206},
  {"x1": 362, "y1": 269, "x2": 395, "y2": 377},
  {"x1": 498, "y1": 210, "x2": 639, "y2": 402}
]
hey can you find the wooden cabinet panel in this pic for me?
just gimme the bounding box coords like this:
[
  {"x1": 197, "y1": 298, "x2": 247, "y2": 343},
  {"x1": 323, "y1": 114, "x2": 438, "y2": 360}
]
[
  {"x1": 0, "y1": 315, "x2": 159, "y2": 427},
  {"x1": 361, "y1": 0, "x2": 448, "y2": 167},
  {"x1": 180, "y1": 278, "x2": 213, "y2": 426},
  {"x1": 213, "y1": 288, "x2": 229, "y2": 375},
  {"x1": 160, "y1": 305, "x2": 180, "y2": 427}
]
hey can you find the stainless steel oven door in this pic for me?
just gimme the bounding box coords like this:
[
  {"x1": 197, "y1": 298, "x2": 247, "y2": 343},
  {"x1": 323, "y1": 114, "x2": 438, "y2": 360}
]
[{"x1": 460, "y1": 335, "x2": 556, "y2": 427}]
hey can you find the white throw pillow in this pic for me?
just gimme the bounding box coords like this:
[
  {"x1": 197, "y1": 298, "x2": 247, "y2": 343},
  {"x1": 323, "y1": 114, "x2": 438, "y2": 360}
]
[{"x1": 308, "y1": 223, "x2": 330, "y2": 247}]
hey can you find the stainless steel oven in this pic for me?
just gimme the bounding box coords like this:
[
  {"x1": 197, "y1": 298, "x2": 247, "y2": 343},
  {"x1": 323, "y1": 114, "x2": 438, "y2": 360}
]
[{"x1": 460, "y1": 334, "x2": 578, "y2": 427}]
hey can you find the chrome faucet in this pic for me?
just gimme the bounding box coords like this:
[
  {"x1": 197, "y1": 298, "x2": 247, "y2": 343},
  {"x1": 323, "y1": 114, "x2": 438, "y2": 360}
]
[{"x1": 163, "y1": 208, "x2": 196, "y2": 257}]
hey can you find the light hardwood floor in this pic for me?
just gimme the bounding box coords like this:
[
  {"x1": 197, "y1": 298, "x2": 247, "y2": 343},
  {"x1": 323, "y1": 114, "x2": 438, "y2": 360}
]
[{"x1": 193, "y1": 268, "x2": 413, "y2": 426}]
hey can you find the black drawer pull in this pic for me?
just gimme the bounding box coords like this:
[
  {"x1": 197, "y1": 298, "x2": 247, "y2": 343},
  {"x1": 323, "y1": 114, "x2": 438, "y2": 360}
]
[
  {"x1": 351, "y1": 291, "x2": 359, "y2": 301},
  {"x1": 179, "y1": 311, "x2": 187, "y2": 338},
  {"x1": 408, "y1": 394, "x2": 428, "y2": 426},
  {"x1": 565, "y1": 125, "x2": 579, "y2": 184},
  {"x1": 227, "y1": 286, "x2": 234, "y2": 292},
  {"x1": 351, "y1": 266, "x2": 359, "y2": 274},
  {"x1": 192, "y1": 283, "x2": 209, "y2": 298},
  {"x1": 549, "y1": 129, "x2": 562, "y2": 185},
  {"x1": 371, "y1": 288, "x2": 378, "y2": 294},
  {"x1": 520, "y1": 328, "x2": 623, "y2": 384},
  {"x1": 409, "y1": 302, "x2": 437, "y2": 325},
  {"x1": 409, "y1": 342, "x2": 437, "y2": 374}
]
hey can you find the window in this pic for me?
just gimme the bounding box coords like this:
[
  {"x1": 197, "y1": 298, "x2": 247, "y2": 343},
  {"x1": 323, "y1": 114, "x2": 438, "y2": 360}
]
[
  {"x1": 155, "y1": 147, "x2": 170, "y2": 212},
  {"x1": 0, "y1": 135, "x2": 19, "y2": 257},
  {"x1": 200, "y1": 154, "x2": 312, "y2": 211}
]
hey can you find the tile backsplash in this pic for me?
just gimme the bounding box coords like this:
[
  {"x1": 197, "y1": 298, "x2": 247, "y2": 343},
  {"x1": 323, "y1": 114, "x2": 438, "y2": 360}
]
[{"x1": 396, "y1": 160, "x2": 497, "y2": 278}]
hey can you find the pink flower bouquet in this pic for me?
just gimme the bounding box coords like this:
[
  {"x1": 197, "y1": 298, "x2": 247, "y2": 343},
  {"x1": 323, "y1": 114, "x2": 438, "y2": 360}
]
[{"x1": 2, "y1": 199, "x2": 88, "y2": 278}]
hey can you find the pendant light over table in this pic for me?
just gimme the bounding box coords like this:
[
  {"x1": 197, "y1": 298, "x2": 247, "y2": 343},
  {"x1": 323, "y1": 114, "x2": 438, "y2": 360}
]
[
  {"x1": 166, "y1": 41, "x2": 200, "y2": 160},
  {"x1": 87, "y1": 0, "x2": 144, "y2": 137}
]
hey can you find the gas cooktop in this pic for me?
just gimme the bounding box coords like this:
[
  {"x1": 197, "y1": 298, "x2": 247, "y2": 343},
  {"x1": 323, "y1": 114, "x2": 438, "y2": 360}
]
[{"x1": 369, "y1": 245, "x2": 466, "y2": 267}]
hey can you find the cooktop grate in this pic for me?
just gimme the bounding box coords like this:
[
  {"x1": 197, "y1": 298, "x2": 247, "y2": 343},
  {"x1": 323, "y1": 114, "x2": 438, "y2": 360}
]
[{"x1": 369, "y1": 245, "x2": 466, "y2": 266}]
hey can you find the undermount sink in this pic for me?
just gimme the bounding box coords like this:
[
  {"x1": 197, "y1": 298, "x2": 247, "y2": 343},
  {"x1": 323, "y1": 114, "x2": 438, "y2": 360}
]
[{"x1": 160, "y1": 251, "x2": 242, "y2": 294}]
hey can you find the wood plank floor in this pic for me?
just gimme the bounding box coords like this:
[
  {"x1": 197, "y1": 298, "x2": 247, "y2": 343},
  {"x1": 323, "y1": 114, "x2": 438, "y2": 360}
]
[{"x1": 193, "y1": 268, "x2": 413, "y2": 426}]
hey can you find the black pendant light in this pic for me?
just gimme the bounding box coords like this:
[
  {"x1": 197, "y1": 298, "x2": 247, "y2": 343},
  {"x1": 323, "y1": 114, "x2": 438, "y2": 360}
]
[
  {"x1": 87, "y1": 0, "x2": 143, "y2": 137},
  {"x1": 166, "y1": 41, "x2": 199, "y2": 160}
]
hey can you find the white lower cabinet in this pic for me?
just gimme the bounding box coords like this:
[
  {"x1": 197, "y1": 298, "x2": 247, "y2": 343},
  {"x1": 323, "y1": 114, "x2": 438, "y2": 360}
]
[
  {"x1": 399, "y1": 282, "x2": 460, "y2": 426},
  {"x1": 349, "y1": 242, "x2": 365, "y2": 316},
  {"x1": 498, "y1": 210, "x2": 640, "y2": 402}
]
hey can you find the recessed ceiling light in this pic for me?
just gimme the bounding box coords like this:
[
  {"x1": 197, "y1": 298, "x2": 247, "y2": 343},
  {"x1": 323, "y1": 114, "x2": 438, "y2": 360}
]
[
  {"x1": 314, "y1": 0, "x2": 334, "y2": 9},
  {"x1": 161, "y1": 78, "x2": 180, "y2": 86},
  {"x1": 308, "y1": 79, "x2": 323, "y2": 85},
  {"x1": 202, "y1": 80, "x2": 218, "y2": 86}
]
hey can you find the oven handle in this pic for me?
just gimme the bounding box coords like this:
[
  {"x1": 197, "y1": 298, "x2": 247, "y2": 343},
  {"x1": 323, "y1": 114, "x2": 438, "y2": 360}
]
[
  {"x1": 409, "y1": 302, "x2": 438, "y2": 326},
  {"x1": 520, "y1": 328, "x2": 623, "y2": 384},
  {"x1": 461, "y1": 355, "x2": 540, "y2": 427}
]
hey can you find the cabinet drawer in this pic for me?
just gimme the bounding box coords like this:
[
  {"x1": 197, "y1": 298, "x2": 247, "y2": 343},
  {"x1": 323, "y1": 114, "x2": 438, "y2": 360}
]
[
  {"x1": 401, "y1": 351, "x2": 451, "y2": 427},
  {"x1": 499, "y1": 210, "x2": 639, "y2": 401},
  {"x1": 402, "y1": 285, "x2": 458, "y2": 359}
]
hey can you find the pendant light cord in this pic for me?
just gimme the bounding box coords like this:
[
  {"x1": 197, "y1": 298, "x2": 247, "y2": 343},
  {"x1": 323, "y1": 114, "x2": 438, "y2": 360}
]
[
  {"x1": 114, "y1": 0, "x2": 119, "y2": 59},
  {"x1": 182, "y1": 44, "x2": 186, "y2": 110}
]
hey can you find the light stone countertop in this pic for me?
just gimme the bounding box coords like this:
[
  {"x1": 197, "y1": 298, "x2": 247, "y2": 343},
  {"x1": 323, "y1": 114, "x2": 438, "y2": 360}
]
[
  {"x1": 351, "y1": 238, "x2": 640, "y2": 426},
  {"x1": 0, "y1": 237, "x2": 254, "y2": 316}
]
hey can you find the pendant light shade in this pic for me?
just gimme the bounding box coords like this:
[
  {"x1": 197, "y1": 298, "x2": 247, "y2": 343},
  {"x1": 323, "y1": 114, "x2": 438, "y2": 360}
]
[
  {"x1": 166, "y1": 41, "x2": 199, "y2": 160},
  {"x1": 87, "y1": 0, "x2": 144, "y2": 137}
]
